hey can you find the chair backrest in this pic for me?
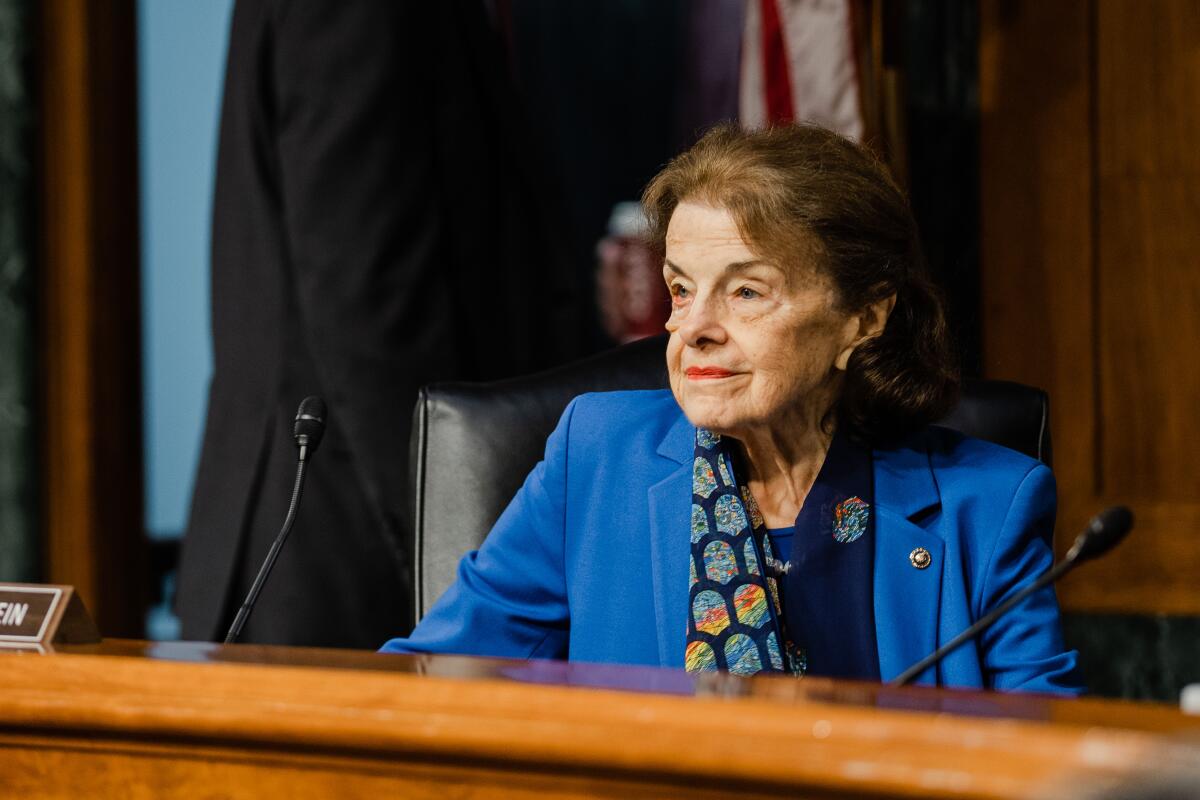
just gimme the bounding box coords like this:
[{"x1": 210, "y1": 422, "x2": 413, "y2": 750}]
[{"x1": 408, "y1": 335, "x2": 1051, "y2": 625}]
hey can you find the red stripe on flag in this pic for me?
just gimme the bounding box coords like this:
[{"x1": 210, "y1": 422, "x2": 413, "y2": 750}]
[{"x1": 760, "y1": 0, "x2": 794, "y2": 124}]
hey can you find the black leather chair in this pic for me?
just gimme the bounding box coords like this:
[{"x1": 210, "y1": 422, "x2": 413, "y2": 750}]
[{"x1": 407, "y1": 335, "x2": 1051, "y2": 625}]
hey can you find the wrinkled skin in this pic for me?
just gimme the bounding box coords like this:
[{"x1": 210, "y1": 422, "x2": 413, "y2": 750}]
[{"x1": 662, "y1": 201, "x2": 892, "y2": 525}]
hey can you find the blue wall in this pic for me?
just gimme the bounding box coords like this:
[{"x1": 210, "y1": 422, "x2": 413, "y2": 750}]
[{"x1": 138, "y1": 0, "x2": 234, "y2": 540}]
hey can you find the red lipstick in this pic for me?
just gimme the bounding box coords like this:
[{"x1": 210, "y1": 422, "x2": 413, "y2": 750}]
[{"x1": 685, "y1": 366, "x2": 735, "y2": 379}]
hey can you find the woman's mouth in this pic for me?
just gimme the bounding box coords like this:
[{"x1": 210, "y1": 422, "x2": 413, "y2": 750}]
[{"x1": 685, "y1": 366, "x2": 736, "y2": 380}]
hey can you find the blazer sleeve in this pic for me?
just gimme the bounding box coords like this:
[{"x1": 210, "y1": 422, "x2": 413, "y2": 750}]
[
  {"x1": 975, "y1": 464, "x2": 1084, "y2": 694},
  {"x1": 378, "y1": 399, "x2": 576, "y2": 658}
]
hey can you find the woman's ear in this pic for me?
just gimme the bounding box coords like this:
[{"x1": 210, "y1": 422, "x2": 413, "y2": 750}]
[{"x1": 835, "y1": 293, "x2": 897, "y2": 371}]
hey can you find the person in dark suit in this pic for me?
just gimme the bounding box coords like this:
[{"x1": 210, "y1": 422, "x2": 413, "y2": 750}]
[{"x1": 177, "y1": 1, "x2": 579, "y2": 648}]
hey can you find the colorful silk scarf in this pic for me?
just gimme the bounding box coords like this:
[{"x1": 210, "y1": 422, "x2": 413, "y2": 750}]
[
  {"x1": 684, "y1": 427, "x2": 880, "y2": 679},
  {"x1": 685, "y1": 428, "x2": 804, "y2": 675}
]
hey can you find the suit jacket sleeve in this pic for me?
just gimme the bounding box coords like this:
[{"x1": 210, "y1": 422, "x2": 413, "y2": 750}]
[
  {"x1": 975, "y1": 464, "x2": 1083, "y2": 693},
  {"x1": 379, "y1": 398, "x2": 576, "y2": 658},
  {"x1": 269, "y1": 2, "x2": 461, "y2": 551}
]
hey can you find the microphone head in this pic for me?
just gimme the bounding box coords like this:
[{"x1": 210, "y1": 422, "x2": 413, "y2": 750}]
[
  {"x1": 1068, "y1": 505, "x2": 1134, "y2": 564},
  {"x1": 293, "y1": 396, "x2": 327, "y2": 455}
]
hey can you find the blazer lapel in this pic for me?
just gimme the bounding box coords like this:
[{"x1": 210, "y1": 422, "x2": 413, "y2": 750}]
[
  {"x1": 647, "y1": 411, "x2": 694, "y2": 669},
  {"x1": 872, "y1": 435, "x2": 945, "y2": 684}
]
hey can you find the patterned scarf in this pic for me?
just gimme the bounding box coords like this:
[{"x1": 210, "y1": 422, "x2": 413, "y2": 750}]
[
  {"x1": 685, "y1": 428, "x2": 804, "y2": 675},
  {"x1": 684, "y1": 427, "x2": 878, "y2": 678}
]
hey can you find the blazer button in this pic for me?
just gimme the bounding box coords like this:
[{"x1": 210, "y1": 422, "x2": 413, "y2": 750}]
[{"x1": 909, "y1": 547, "x2": 932, "y2": 570}]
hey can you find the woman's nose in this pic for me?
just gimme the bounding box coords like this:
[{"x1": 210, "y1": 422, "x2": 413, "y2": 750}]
[{"x1": 675, "y1": 294, "x2": 727, "y2": 347}]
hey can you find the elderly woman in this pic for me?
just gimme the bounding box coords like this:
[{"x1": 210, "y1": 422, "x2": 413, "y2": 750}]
[{"x1": 381, "y1": 124, "x2": 1081, "y2": 693}]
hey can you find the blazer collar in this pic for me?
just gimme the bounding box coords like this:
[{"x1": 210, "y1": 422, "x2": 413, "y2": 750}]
[
  {"x1": 872, "y1": 430, "x2": 940, "y2": 522},
  {"x1": 655, "y1": 407, "x2": 694, "y2": 465},
  {"x1": 871, "y1": 430, "x2": 946, "y2": 684},
  {"x1": 647, "y1": 405, "x2": 694, "y2": 668}
]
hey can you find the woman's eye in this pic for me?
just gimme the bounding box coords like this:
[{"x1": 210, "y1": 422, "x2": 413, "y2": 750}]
[
  {"x1": 670, "y1": 284, "x2": 690, "y2": 300},
  {"x1": 738, "y1": 286, "x2": 760, "y2": 300}
]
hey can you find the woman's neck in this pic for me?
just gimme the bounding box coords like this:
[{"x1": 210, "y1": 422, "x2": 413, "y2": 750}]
[{"x1": 733, "y1": 409, "x2": 834, "y2": 529}]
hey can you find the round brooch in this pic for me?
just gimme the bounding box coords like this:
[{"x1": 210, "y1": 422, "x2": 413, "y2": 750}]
[
  {"x1": 909, "y1": 547, "x2": 932, "y2": 570},
  {"x1": 832, "y1": 496, "x2": 869, "y2": 544}
]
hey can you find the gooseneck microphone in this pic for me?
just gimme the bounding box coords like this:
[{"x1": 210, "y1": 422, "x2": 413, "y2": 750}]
[
  {"x1": 223, "y1": 396, "x2": 327, "y2": 644},
  {"x1": 890, "y1": 506, "x2": 1134, "y2": 687}
]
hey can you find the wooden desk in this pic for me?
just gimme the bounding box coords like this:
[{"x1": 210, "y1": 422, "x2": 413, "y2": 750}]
[{"x1": 0, "y1": 641, "x2": 1196, "y2": 798}]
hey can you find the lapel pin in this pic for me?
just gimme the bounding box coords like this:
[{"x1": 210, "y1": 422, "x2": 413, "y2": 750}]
[{"x1": 909, "y1": 547, "x2": 932, "y2": 570}]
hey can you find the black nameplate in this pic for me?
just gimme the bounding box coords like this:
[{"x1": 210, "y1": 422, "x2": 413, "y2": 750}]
[
  {"x1": 0, "y1": 584, "x2": 100, "y2": 650},
  {"x1": 0, "y1": 585, "x2": 60, "y2": 641}
]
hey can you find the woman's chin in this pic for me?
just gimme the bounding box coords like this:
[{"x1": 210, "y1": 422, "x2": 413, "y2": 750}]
[{"x1": 677, "y1": 401, "x2": 746, "y2": 436}]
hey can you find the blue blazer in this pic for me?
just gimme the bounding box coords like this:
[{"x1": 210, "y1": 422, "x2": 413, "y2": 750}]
[{"x1": 382, "y1": 390, "x2": 1082, "y2": 694}]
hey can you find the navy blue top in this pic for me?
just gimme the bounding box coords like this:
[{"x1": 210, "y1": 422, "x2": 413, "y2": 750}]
[
  {"x1": 765, "y1": 527, "x2": 795, "y2": 564},
  {"x1": 782, "y1": 432, "x2": 881, "y2": 681}
]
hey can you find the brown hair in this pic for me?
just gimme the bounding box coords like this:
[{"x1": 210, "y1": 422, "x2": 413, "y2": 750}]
[{"x1": 642, "y1": 123, "x2": 959, "y2": 444}]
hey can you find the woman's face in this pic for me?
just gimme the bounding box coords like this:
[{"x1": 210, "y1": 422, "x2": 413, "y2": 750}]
[{"x1": 663, "y1": 202, "x2": 864, "y2": 438}]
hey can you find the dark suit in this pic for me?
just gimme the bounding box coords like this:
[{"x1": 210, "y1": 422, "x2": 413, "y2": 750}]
[{"x1": 177, "y1": 0, "x2": 579, "y2": 648}]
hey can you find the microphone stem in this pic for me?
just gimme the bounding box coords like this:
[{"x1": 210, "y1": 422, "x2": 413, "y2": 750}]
[
  {"x1": 888, "y1": 556, "x2": 1075, "y2": 687},
  {"x1": 223, "y1": 454, "x2": 309, "y2": 644}
]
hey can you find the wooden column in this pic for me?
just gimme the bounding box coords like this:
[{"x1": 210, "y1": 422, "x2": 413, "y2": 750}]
[
  {"x1": 981, "y1": 0, "x2": 1200, "y2": 614},
  {"x1": 37, "y1": 0, "x2": 145, "y2": 635}
]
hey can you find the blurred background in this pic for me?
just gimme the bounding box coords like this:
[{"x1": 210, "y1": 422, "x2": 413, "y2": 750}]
[{"x1": 0, "y1": 0, "x2": 1196, "y2": 700}]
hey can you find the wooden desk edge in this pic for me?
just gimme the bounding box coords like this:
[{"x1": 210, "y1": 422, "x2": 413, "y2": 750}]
[{"x1": 0, "y1": 644, "x2": 1196, "y2": 799}]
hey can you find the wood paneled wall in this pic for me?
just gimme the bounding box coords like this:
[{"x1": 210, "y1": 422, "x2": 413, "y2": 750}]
[
  {"x1": 981, "y1": 1, "x2": 1200, "y2": 614},
  {"x1": 37, "y1": 0, "x2": 145, "y2": 635}
]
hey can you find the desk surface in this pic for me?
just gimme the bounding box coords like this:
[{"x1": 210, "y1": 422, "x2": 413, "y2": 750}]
[{"x1": 0, "y1": 640, "x2": 1197, "y2": 799}]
